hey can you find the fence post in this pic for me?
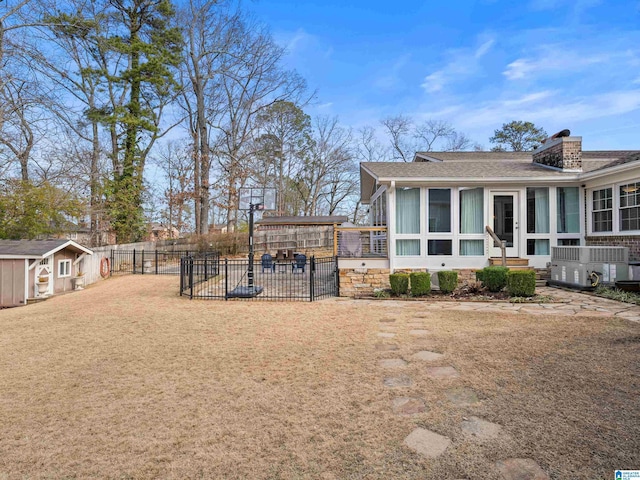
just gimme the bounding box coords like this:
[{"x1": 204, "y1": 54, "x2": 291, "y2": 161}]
[
  {"x1": 335, "y1": 256, "x2": 340, "y2": 297},
  {"x1": 204, "y1": 254, "x2": 208, "y2": 281},
  {"x1": 179, "y1": 257, "x2": 183, "y2": 296},
  {"x1": 141, "y1": 249, "x2": 145, "y2": 275},
  {"x1": 133, "y1": 249, "x2": 136, "y2": 274},
  {"x1": 310, "y1": 256, "x2": 315, "y2": 302},
  {"x1": 110, "y1": 250, "x2": 114, "y2": 276},
  {"x1": 155, "y1": 250, "x2": 158, "y2": 275},
  {"x1": 190, "y1": 257, "x2": 194, "y2": 299},
  {"x1": 224, "y1": 258, "x2": 229, "y2": 301}
]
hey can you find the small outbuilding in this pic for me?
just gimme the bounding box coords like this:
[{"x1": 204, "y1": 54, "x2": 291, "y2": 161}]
[{"x1": 0, "y1": 239, "x2": 93, "y2": 307}]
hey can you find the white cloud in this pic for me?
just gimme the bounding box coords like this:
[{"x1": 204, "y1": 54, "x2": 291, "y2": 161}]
[
  {"x1": 421, "y1": 71, "x2": 445, "y2": 93},
  {"x1": 428, "y1": 89, "x2": 640, "y2": 132},
  {"x1": 317, "y1": 102, "x2": 333, "y2": 109},
  {"x1": 420, "y1": 35, "x2": 496, "y2": 93},
  {"x1": 503, "y1": 44, "x2": 640, "y2": 81},
  {"x1": 633, "y1": 77, "x2": 640, "y2": 85}
]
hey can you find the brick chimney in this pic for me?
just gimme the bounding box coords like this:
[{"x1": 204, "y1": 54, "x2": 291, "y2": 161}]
[{"x1": 532, "y1": 129, "x2": 582, "y2": 172}]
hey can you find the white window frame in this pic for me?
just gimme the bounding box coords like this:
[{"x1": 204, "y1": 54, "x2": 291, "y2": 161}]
[
  {"x1": 426, "y1": 187, "x2": 453, "y2": 256},
  {"x1": 591, "y1": 186, "x2": 614, "y2": 233},
  {"x1": 395, "y1": 186, "x2": 423, "y2": 257},
  {"x1": 619, "y1": 181, "x2": 640, "y2": 233},
  {"x1": 458, "y1": 187, "x2": 485, "y2": 256},
  {"x1": 587, "y1": 179, "x2": 640, "y2": 236},
  {"x1": 555, "y1": 186, "x2": 582, "y2": 246},
  {"x1": 58, "y1": 259, "x2": 71, "y2": 278}
]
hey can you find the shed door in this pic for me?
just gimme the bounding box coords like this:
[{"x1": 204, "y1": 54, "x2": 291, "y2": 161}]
[{"x1": 35, "y1": 256, "x2": 53, "y2": 297}]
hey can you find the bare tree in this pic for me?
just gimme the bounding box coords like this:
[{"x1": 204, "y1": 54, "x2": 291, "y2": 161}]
[
  {"x1": 208, "y1": 17, "x2": 309, "y2": 230},
  {"x1": 381, "y1": 115, "x2": 474, "y2": 161},
  {"x1": 294, "y1": 116, "x2": 354, "y2": 216}
]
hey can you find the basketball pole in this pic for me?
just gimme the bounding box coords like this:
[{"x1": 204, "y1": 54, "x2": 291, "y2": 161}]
[{"x1": 247, "y1": 201, "x2": 261, "y2": 289}]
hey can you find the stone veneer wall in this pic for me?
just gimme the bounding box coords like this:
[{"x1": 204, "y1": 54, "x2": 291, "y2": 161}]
[
  {"x1": 339, "y1": 268, "x2": 391, "y2": 297},
  {"x1": 532, "y1": 138, "x2": 582, "y2": 170},
  {"x1": 339, "y1": 267, "x2": 550, "y2": 297},
  {"x1": 586, "y1": 236, "x2": 640, "y2": 261}
]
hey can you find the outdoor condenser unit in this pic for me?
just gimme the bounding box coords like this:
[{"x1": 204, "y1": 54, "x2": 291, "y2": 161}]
[{"x1": 549, "y1": 246, "x2": 629, "y2": 289}]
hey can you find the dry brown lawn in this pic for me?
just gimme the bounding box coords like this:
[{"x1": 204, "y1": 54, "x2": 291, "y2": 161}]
[{"x1": 0, "y1": 276, "x2": 638, "y2": 479}]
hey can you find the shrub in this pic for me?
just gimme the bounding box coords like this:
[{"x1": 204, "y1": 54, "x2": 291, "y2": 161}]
[
  {"x1": 409, "y1": 271, "x2": 431, "y2": 296},
  {"x1": 475, "y1": 270, "x2": 485, "y2": 282},
  {"x1": 437, "y1": 270, "x2": 458, "y2": 294},
  {"x1": 481, "y1": 266, "x2": 509, "y2": 292},
  {"x1": 389, "y1": 273, "x2": 410, "y2": 295},
  {"x1": 507, "y1": 270, "x2": 536, "y2": 297}
]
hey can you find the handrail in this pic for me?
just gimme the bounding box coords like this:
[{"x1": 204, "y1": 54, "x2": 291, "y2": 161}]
[{"x1": 485, "y1": 225, "x2": 507, "y2": 267}]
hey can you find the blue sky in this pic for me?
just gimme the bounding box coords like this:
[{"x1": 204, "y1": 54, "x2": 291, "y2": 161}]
[{"x1": 250, "y1": 0, "x2": 640, "y2": 150}]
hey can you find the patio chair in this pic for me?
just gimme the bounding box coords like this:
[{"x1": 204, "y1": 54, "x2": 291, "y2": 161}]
[
  {"x1": 261, "y1": 253, "x2": 275, "y2": 273},
  {"x1": 292, "y1": 254, "x2": 306, "y2": 274}
]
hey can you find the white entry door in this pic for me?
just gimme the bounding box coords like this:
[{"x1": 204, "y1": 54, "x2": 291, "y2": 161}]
[{"x1": 490, "y1": 191, "x2": 519, "y2": 257}]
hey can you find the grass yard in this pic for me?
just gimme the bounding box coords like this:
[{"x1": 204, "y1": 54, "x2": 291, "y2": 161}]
[{"x1": 0, "y1": 276, "x2": 638, "y2": 479}]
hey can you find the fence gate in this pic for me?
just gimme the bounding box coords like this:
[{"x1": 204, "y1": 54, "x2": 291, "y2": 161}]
[
  {"x1": 110, "y1": 249, "x2": 219, "y2": 276},
  {"x1": 180, "y1": 255, "x2": 338, "y2": 301}
]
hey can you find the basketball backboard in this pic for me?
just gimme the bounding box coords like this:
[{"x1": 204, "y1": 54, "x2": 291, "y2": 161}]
[{"x1": 238, "y1": 187, "x2": 276, "y2": 211}]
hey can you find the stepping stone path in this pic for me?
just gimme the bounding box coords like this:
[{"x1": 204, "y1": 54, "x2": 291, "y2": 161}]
[
  {"x1": 495, "y1": 458, "x2": 550, "y2": 480},
  {"x1": 404, "y1": 428, "x2": 451, "y2": 458},
  {"x1": 409, "y1": 329, "x2": 430, "y2": 336},
  {"x1": 377, "y1": 332, "x2": 395, "y2": 338},
  {"x1": 445, "y1": 387, "x2": 480, "y2": 406},
  {"x1": 392, "y1": 397, "x2": 428, "y2": 416},
  {"x1": 375, "y1": 343, "x2": 399, "y2": 351},
  {"x1": 379, "y1": 358, "x2": 407, "y2": 368},
  {"x1": 461, "y1": 416, "x2": 503, "y2": 440},
  {"x1": 379, "y1": 318, "x2": 396, "y2": 323},
  {"x1": 411, "y1": 350, "x2": 444, "y2": 362},
  {"x1": 383, "y1": 375, "x2": 413, "y2": 388},
  {"x1": 426, "y1": 366, "x2": 460, "y2": 379}
]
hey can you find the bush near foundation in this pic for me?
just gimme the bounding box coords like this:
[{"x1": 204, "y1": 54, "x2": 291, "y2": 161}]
[
  {"x1": 437, "y1": 270, "x2": 458, "y2": 294},
  {"x1": 409, "y1": 272, "x2": 431, "y2": 296},
  {"x1": 389, "y1": 273, "x2": 410, "y2": 295},
  {"x1": 480, "y1": 266, "x2": 509, "y2": 292},
  {"x1": 507, "y1": 270, "x2": 536, "y2": 297}
]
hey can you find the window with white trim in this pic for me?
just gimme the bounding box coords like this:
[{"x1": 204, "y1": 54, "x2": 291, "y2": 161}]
[
  {"x1": 620, "y1": 182, "x2": 640, "y2": 231},
  {"x1": 58, "y1": 259, "x2": 71, "y2": 277},
  {"x1": 592, "y1": 187, "x2": 613, "y2": 232}
]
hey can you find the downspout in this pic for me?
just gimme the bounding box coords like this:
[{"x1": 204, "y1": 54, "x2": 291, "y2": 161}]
[{"x1": 388, "y1": 181, "x2": 396, "y2": 273}]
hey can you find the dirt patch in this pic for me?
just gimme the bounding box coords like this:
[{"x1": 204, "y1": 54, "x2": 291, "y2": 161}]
[{"x1": 0, "y1": 276, "x2": 638, "y2": 479}]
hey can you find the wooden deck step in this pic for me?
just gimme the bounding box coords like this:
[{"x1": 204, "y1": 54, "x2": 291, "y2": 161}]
[{"x1": 488, "y1": 257, "x2": 529, "y2": 267}]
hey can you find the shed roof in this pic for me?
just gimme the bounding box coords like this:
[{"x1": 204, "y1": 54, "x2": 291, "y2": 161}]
[
  {"x1": 257, "y1": 215, "x2": 349, "y2": 226},
  {"x1": 0, "y1": 239, "x2": 93, "y2": 259}
]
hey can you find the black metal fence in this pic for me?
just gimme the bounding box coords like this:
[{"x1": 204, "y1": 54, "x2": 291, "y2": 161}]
[
  {"x1": 180, "y1": 255, "x2": 338, "y2": 301},
  {"x1": 111, "y1": 249, "x2": 219, "y2": 276}
]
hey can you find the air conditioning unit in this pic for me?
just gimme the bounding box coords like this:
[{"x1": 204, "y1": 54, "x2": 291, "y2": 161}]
[{"x1": 549, "y1": 246, "x2": 629, "y2": 289}]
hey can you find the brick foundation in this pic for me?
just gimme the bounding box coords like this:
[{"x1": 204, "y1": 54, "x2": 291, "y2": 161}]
[{"x1": 585, "y1": 236, "x2": 640, "y2": 261}]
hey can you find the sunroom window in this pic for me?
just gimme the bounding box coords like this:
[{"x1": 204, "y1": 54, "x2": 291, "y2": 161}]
[
  {"x1": 592, "y1": 187, "x2": 613, "y2": 232},
  {"x1": 557, "y1": 187, "x2": 580, "y2": 233},
  {"x1": 620, "y1": 182, "x2": 640, "y2": 231},
  {"x1": 428, "y1": 189, "x2": 451, "y2": 233},
  {"x1": 459, "y1": 188, "x2": 483, "y2": 234},
  {"x1": 527, "y1": 187, "x2": 549, "y2": 233},
  {"x1": 396, "y1": 188, "x2": 420, "y2": 234}
]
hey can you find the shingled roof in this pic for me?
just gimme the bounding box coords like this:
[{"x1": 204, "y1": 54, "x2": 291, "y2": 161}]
[
  {"x1": 0, "y1": 239, "x2": 93, "y2": 258},
  {"x1": 360, "y1": 150, "x2": 640, "y2": 203}
]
